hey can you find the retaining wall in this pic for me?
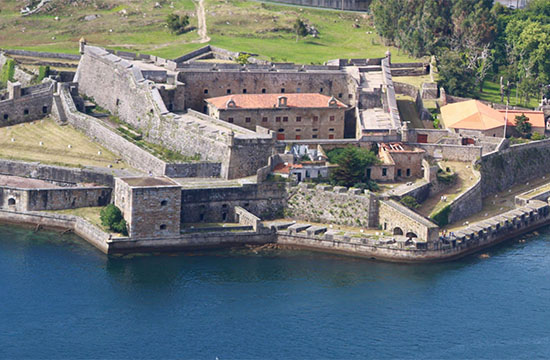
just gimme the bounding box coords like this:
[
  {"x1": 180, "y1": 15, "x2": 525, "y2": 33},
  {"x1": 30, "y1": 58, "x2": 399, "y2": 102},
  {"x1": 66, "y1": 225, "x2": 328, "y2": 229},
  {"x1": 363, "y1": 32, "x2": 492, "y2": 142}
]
[
  {"x1": 0, "y1": 82, "x2": 53, "y2": 125},
  {"x1": 412, "y1": 143, "x2": 482, "y2": 162}
]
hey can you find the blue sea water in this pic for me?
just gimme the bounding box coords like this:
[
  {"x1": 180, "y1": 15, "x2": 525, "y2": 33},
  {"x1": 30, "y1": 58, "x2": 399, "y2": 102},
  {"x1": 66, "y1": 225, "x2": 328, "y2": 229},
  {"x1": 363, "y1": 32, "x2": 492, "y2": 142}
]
[{"x1": 1, "y1": 224, "x2": 550, "y2": 359}]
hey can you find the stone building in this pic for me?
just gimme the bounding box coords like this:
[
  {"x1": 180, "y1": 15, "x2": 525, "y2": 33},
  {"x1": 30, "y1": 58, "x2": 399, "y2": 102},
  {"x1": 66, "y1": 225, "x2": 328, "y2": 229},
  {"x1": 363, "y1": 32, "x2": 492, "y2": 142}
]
[
  {"x1": 114, "y1": 177, "x2": 182, "y2": 239},
  {"x1": 367, "y1": 142, "x2": 425, "y2": 182},
  {"x1": 205, "y1": 93, "x2": 347, "y2": 140}
]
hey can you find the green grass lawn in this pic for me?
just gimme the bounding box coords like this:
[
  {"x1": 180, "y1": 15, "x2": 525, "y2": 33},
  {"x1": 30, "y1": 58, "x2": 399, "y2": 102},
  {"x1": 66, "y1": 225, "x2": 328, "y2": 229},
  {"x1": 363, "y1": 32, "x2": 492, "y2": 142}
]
[
  {"x1": 478, "y1": 80, "x2": 539, "y2": 109},
  {"x1": 0, "y1": 0, "x2": 418, "y2": 64}
]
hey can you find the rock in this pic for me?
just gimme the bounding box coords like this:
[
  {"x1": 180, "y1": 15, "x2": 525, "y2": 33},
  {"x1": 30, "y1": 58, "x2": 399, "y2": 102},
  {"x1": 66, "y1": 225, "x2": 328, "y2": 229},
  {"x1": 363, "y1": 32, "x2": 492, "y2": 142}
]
[
  {"x1": 154, "y1": 2, "x2": 162, "y2": 8},
  {"x1": 83, "y1": 14, "x2": 99, "y2": 21}
]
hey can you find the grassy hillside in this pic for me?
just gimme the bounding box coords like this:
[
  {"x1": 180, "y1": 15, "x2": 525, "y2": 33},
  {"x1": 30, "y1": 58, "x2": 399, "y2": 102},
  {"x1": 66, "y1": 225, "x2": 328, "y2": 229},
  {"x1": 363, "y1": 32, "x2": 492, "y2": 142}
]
[{"x1": 0, "y1": 0, "x2": 416, "y2": 63}]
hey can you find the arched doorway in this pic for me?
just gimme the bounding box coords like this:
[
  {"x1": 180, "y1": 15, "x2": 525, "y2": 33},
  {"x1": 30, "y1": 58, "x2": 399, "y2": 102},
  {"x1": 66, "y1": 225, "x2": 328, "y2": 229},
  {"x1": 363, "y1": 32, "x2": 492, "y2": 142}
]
[
  {"x1": 393, "y1": 227, "x2": 404, "y2": 235},
  {"x1": 406, "y1": 231, "x2": 418, "y2": 239}
]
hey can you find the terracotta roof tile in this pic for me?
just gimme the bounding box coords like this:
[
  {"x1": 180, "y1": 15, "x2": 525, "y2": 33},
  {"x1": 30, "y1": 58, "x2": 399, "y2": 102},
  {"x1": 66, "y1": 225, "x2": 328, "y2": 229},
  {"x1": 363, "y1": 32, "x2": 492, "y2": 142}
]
[
  {"x1": 206, "y1": 93, "x2": 347, "y2": 110},
  {"x1": 498, "y1": 109, "x2": 545, "y2": 128}
]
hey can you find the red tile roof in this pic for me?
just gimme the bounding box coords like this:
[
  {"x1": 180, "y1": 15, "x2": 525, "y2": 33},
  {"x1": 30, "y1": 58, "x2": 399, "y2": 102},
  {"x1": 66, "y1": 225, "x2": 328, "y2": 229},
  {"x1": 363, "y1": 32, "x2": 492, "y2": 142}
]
[
  {"x1": 498, "y1": 109, "x2": 546, "y2": 129},
  {"x1": 273, "y1": 163, "x2": 303, "y2": 174},
  {"x1": 206, "y1": 93, "x2": 347, "y2": 110}
]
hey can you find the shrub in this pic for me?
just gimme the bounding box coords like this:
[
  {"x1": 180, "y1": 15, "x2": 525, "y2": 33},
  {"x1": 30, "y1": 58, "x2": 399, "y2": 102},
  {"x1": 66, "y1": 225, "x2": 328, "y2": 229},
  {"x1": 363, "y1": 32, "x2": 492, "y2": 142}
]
[
  {"x1": 236, "y1": 53, "x2": 251, "y2": 65},
  {"x1": 431, "y1": 204, "x2": 451, "y2": 227},
  {"x1": 166, "y1": 13, "x2": 190, "y2": 34},
  {"x1": 531, "y1": 132, "x2": 544, "y2": 141},
  {"x1": 100, "y1": 204, "x2": 128, "y2": 236},
  {"x1": 400, "y1": 195, "x2": 419, "y2": 209}
]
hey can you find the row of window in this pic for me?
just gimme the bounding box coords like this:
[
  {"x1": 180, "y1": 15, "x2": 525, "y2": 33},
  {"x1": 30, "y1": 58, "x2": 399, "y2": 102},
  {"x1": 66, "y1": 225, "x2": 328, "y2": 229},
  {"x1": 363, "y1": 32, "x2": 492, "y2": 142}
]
[
  {"x1": 276, "y1": 128, "x2": 335, "y2": 133},
  {"x1": 227, "y1": 115, "x2": 336, "y2": 123},
  {"x1": 376, "y1": 168, "x2": 411, "y2": 177},
  {"x1": 2, "y1": 106, "x2": 48, "y2": 120},
  {"x1": 205, "y1": 88, "x2": 338, "y2": 96}
]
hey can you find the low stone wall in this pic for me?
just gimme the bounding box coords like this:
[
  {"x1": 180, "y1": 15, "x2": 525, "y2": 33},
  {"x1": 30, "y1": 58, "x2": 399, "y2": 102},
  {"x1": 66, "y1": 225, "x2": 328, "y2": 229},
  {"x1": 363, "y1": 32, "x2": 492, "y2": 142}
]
[
  {"x1": 235, "y1": 206, "x2": 262, "y2": 231},
  {"x1": 0, "y1": 159, "x2": 115, "y2": 186},
  {"x1": 412, "y1": 143, "x2": 482, "y2": 162},
  {"x1": 394, "y1": 81, "x2": 430, "y2": 120},
  {"x1": 285, "y1": 183, "x2": 378, "y2": 228},
  {"x1": 0, "y1": 186, "x2": 111, "y2": 212},
  {"x1": 1, "y1": 49, "x2": 81, "y2": 61},
  {"x1": 516, "y1": 183, "x2": 550, "y2": 206},
  {"x1": 164, "y1": 162, "x2": 221, "y2": 178}
]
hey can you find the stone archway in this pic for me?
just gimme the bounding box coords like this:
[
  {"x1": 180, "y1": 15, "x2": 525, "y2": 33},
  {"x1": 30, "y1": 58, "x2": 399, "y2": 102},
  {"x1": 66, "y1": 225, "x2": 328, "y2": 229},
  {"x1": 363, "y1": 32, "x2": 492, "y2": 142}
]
[
  {"x1": 393, "y1": 227, "x2": 404, "y2": 235},
  {"x1": 406, "y1": 231, "x2": 418, "y2": 239}
]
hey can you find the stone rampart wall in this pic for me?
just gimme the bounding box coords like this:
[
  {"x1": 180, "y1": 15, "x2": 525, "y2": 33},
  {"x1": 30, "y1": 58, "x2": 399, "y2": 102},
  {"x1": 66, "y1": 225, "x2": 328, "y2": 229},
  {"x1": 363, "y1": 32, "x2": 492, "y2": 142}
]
[
  {"x1": 285, "y1": 183, "x2": 378, "y2": 228},
  {"x1": 235, "y1": 206, "x2": 261, "y2": 231},
  {"x1": 0, "y1": 159, "x2": 115, "y2": 186},
  {"x1": 76, "y1": 46, "x2": 272, "y2": 179},
  {"x1": 56, "y1": 83, "x2": 167, "y2": 175},
  {"x1": 0, "y1": 186, "x2": 111, "y2": 212},
  {"x1": 480, "y1": 139, "x2": 550, "y2": 197},
  {"x1": 447, "y1": 177, "x2": 482, "y2": 224},
  {"x1": 0, "y1": 82, "x2": 53, "y2": 125},
  {"x1": 1, "y1": 49, "x2": 81, "y2": 61}
]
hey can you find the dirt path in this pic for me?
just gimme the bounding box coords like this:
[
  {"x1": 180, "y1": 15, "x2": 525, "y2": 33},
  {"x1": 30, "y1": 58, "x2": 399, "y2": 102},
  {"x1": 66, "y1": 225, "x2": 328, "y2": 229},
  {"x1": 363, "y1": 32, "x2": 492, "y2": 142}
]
[{"x1": 194, "y1": 0, "x2": 210, "y2": 43}]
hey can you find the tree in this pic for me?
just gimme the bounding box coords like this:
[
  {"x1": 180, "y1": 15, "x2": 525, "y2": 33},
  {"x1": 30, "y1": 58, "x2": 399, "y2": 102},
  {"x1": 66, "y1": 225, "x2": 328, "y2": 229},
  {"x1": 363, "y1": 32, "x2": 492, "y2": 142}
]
[
  {"x1": 400, "y1": 195, "x2": 420, "y2": 209},
  {"x1": 327, "y1": 146, "x2": 379, "y2": 188},
  {"x1": 514, "y1": 113, "x2": 531, "y2": 138},
  {"x1": 293, "y1": 18, "x2": 308, "y2": 42},
  {"x1": 437, "y1": 51, "x2": 476, "y2": 97},
  {"x1": 166, "y1": 13, "x2": 190, "y2": 34},
  {"x1": 100, "y1": 204, "x2": 128, "y2": 236}
]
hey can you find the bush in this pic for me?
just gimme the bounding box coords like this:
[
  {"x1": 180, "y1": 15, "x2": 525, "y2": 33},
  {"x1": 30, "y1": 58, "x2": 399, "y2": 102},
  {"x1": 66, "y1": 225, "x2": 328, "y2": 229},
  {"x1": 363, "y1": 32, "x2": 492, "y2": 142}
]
[
  {"x1": 100, "y1": 204, "x2": 128, "y2": 236},
  {"x1": 431, "y1": 204, "x2": 451, "y2": 227},
  {"x1": 531, "y1": 132, "x2": 544, "y2": 141},
  {"x1": 166, "y1": 13, "x2": 190, "y2": 34},
  {"x1": 400, "y1": 195, "x2": 419, "y2": 209}
]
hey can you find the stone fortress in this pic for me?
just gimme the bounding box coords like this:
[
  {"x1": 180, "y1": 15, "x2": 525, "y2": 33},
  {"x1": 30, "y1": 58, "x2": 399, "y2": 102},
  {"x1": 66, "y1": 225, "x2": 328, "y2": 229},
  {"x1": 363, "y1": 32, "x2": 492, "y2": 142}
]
[{"x1": 1, "y1": 41, "x2": 550, "y2": 262}]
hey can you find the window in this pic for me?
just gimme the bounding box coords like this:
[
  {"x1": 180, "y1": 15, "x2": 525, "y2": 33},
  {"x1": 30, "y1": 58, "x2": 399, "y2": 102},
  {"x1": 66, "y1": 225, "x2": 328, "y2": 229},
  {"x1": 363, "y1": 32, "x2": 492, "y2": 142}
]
[
  {"x1": 278, "y1": 128, "x2": 285, "y2": 132},
  {"x1": 276, "y1": 117, "x2": 281, "y2": 122},
  {"x1": 329, "y1": 128, "x2": 335, "y2": 132},
  {"x1": 8, "y1": 198, "x2": 15, "y2": 206},
  {"x1": 330, "y1": 116, "x2": 335, "y2": 121},
  {"x1": 283, "y1": 116, "x2": 288, "y2": 122},
  {"x1": 116, "y1": 99, "x2": 120, "y2": 106},
  {"x1": 397, "y1": 169, "x2": 402, "y2": 177},
  {"x1": 297, "y1": 87, "x2": 301, "y2": 93},
  {"x1": 382, "y1": 168, "x2": 387, "y2": 176},
  {"x1": 204, "y1": 89, "x2": 208, "y2": 94},
  {"x1": 349, "y1": 94, "x2": 353, "y2": 99},
  {"x1": 312, "y1": 134, "x2": 318, "y2": 139},
  {"x1": 226, "y1": 89, "x2": 231, "y2": 94},
  {"x1": 203, "y1": 105, "x2": 208, "y2": 113},
  {"x1": 160, "y1": 200, "x2": 168, "y2": 206},
  {"x1": 406, "y1": 168, "x2": 411, "y2": 177},
  {"x1": 23, "y1": 109, "x2": 29, "y2": 115},
  {"x1": 3, "y1": 114, "x2": 8, "y2": 120},
  {"x1": 243, "y1": 89, "x2": 247, "y2": 94},
  {"x1": 313, "y1": 128, "x2": 318, "y2": 132},
  {"x1": 306, "y1": 170, "x2": 310, "y2": 178},
  {"x1": 42, "y1": 106, "x2": 48, "y2": 114},
  {"x1": 262, "y1": 88, "x2": 266, "y2": 93},
  {"x1": 320, "y1": 87, "x2": 323, "y2": 93},
  {"x1": 296, "y1": 116, "x2": 301, "y2": 122},
  {"x1": 296, "y1": 129, "x2": 301, "y2": 132},
  {"x1": 338, "y1": 93, "x2": 343, "y2": 98},
  {"x1": 281, "y1": 88, "x2": 285, "y2": 93},
  {"x1": 313, "y1": 116, "x2": 319, "y2": 122},
  {"x1": 262, "y1": 117, "x2": 268, "y2": 122},
  {"x1": 228, "y1": 117, "x2": 234, "y2": 123},
  {"x1": 328, "y1": 134, "x2": 334, "y2": 139},
  {"x1": 245, "y1": 117, "x2": 251, "y2": 123},
  {"x1": 160, "y1": 224, "x2": 167, "y2": 230},
  {"x1": 295, "y1": 135, "x2": 301, "y2": 140}
]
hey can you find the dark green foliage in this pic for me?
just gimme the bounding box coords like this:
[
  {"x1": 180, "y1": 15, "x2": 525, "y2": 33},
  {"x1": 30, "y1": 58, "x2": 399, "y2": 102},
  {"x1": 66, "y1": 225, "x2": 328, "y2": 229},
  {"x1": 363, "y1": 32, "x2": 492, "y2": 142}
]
[
  {"x1": 514, "y1": 113, "x2": 531, "y2": 138},
  {"x1": 400, "y1": 195, "x2": 420, "y2": 209},
  {"x1": 327, "y1": 146, "x2": 379, "y2": 188},
  {"x1": 293, "y1": 18, "x2": 308, "y2": 42},
  {"x1": 166, "y1": 14, "x2": 190, "y2": 34},
  {"x1": 437, "y1": 51, "x2": 476, "y2": 97},
  {"x1": 37, "y1": 65, "x2": 50, "y2": 82},
  {"x1": 100, "y1": 204, "x2": 128, "y2": 236},
  {"x1": 431, "y1": 204, "x2": 451, "y2": 227},
  {"x1": 531, "y1": 132, "x2": 544, "y2": 141},
  {"x1": 0, "y1": 58, "x2": 15, "y2": 88},
  {"x1": 436, "y1": 168, "x2": 456, "y2": 184}
]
